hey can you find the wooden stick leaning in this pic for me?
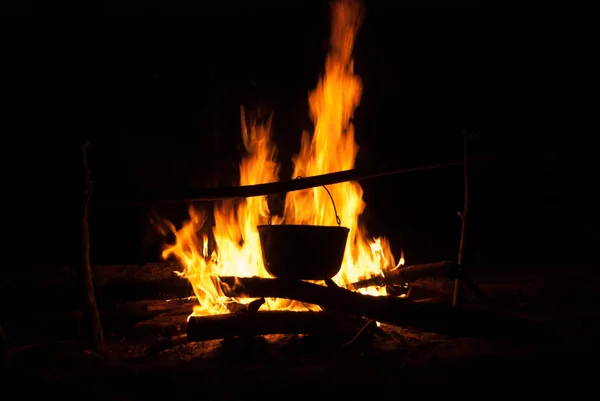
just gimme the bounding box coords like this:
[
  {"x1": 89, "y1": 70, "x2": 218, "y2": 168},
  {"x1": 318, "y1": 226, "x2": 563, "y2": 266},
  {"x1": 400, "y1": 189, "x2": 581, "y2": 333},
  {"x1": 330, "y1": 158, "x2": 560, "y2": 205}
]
[
  {"x1": 80, "y1": 140, "x2": 105, "y2": 354},
  {"x1": 453, "y1": 129, "x2": 471, "y2": 308}
]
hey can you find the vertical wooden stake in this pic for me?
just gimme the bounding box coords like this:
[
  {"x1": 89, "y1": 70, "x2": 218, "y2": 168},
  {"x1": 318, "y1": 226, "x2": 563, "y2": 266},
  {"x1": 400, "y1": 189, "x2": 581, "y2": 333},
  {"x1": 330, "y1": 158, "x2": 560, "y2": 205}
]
[
  {"x1": 0, "y1": 325, "x2": 7, "y2": 367},
  {"x1": 453, "y1": 129, "x2": 470, "y2": 308},
  {"x1": 80, "y1": 140, "x2": 105, "y2": 354}
]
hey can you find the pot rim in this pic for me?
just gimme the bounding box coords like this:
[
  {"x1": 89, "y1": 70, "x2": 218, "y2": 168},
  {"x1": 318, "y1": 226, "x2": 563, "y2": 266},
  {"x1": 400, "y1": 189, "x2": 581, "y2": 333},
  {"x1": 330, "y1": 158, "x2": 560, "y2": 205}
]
[{"x1": 257, "y1": 224, "x2": 350, "y2": 232}]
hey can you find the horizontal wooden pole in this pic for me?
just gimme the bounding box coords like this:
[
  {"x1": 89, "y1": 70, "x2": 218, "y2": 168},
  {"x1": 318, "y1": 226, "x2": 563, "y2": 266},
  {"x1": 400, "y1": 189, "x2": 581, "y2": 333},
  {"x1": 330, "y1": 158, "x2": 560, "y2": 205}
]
[{"x1": 98, "y1": 157, "x2": 492, "y2": 207}]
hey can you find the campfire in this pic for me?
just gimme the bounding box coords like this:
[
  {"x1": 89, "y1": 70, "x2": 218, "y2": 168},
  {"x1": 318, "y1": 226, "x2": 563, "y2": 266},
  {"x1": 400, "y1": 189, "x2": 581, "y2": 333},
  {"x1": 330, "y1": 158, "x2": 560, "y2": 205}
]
[
  {"x1": 2, "y1": 2, "x2": 580, "y2": 394},
  {"x1": 145, "y1": 0, "x2": 500, "y2": 344},
  {"x1": 159, "y1": 0, "x2": 402, "y2": 318}
]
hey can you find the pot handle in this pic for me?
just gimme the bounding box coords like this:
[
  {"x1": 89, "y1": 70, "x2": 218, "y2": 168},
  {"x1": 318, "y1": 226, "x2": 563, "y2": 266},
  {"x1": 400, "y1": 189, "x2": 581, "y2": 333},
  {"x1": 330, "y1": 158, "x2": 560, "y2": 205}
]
[{"x1": 268, "y1": 176, "x2": 342, "y2": 227}]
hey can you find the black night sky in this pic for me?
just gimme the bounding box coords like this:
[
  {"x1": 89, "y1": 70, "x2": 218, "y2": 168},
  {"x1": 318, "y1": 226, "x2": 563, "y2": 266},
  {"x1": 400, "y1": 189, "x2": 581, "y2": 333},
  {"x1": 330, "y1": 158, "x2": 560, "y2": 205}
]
[{"x1": 3, "y1": 1, "x2": 598, "y2": 270}]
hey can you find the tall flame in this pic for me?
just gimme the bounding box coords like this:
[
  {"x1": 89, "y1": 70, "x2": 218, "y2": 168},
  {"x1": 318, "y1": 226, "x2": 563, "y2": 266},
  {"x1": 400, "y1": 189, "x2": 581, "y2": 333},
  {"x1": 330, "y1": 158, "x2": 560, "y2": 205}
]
[{"x1": 161, "y1": 0, "x2": 402, "y2": 316}]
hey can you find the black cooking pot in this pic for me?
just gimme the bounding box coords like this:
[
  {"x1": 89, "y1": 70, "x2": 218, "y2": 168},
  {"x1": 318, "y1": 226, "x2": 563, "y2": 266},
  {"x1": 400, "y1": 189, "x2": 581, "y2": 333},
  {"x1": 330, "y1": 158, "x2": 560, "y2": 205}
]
[
  {"x1": 257, "y1": 224, "x2": 349, "y2": 280},
  {"x1": 258, "y1": 178, "x2": 350, "y2": 280}
]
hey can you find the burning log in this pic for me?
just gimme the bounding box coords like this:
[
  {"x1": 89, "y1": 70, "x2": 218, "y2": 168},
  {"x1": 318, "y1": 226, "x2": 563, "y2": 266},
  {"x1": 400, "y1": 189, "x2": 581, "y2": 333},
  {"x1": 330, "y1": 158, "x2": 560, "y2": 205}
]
[
  {"x1": 219, "y1": 276, "x2": 440, "y2": 325},
  {"x1": 218, "y1": 276, "x2": 541, "y2": 338},
  {"x1": 226, "y1": 298, "x2": 265, "y2": 313},
  {"x1": 347, "y1": 259, "x2": 494, "y2": 306},
  {"x1": 187, "y1": 311, "x2": 367, "y2": 343},
  {"x1": 346, "y1": 261, "x2": 458, "y2": 291}
]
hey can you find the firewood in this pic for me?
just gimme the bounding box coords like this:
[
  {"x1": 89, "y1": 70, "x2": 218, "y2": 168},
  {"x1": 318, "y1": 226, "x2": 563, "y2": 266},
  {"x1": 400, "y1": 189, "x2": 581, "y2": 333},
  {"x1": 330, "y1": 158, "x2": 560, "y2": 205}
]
[
  {"x1": 187, "y1": 311, "x2": 367, "y2": 342},
  {"x1": 225, "y1": 298, "x2": 265, "y2": 314},
  {"x1": 408, "y1": 278, "x2": 496, "y2": 305},
  {"x1": 340, "y1": 319, "x2": 376, "y2": 348},
  {"x1": 158, "y1": 305, "x2": 195, "y2": 317},
  {"x1": 217, "y1": 276, "x2": 541, "y2": 338},
  {"x1": 390, "y1": 261, "x2": 458, "y2": 283},
  {"x1": 346, "y1": 261, "x2": 458, "y2": 291},
  {"x1": 226, "y1": 302, "x2": 249, "y2": 314},
  {"x1": 147, "y1": 301, "x2": 188, "y2": 312},
  {"x1": 247, "y1": 297, "x2": 265, "y2": 313},
  {"x1": 407, "y1": 278, "x2": 455, "y2": 296},
  {"x1": 128, "y1": 316, "x2": 186, "y2": 342}
]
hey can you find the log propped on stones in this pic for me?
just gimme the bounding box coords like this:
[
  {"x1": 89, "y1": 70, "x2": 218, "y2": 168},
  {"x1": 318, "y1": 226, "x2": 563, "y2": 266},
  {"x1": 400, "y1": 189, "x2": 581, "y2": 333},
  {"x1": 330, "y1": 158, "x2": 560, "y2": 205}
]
[
  {"x1": 218, "y1": 276, "x2": 542, "y2": 339},
  {"x1": 187, "y1": 311, "x2": 367, "y2": 343}
]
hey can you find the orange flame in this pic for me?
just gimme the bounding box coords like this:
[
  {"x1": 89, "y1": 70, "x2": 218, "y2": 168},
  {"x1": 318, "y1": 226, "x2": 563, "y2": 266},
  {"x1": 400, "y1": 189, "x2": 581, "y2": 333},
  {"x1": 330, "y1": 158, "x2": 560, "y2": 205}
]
[{"x1": 161, "y1": 0, "x2": 401, "y2": 316}]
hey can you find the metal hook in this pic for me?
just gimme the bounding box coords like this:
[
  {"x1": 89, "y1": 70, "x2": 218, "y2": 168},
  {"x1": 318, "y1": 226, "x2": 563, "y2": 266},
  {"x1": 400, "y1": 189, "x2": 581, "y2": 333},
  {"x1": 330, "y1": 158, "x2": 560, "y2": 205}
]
[
  {"x1": 265, "y1": 176, "x2": 342, "y2": 227},
  {"x1": 295, "y1": 176, "x2": 342, "y2": 227}
]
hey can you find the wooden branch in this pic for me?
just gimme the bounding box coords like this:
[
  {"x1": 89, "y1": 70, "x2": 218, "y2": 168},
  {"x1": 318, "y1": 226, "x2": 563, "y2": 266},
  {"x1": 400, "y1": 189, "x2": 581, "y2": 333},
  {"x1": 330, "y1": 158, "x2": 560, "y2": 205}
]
[
  {"x1": 80, "y1": 140, "x2": 105, "y2": 354},
  {"x1": 219, "y1": 276, "x2": 434, "y2": 325},
  {"x1": 453, "y1": 129, "x2": 471, "y2": 307},
  {"x1": 407, "y1": 279, "x2": 454, "y2": 296},
  {"x1": 217, "y1": 276, "x2": 540, "y2": 338},
  {"x1": 392, "y1": 261, "x2": 458, "y2": 283},
  {"x1": 0, "y1": 325, "x2": 7, "y2": 368},
  {"x1": 346, "y1": 261, "x2": 458, "y2": 291},
  {"x1": 406, "y1": 276, "x2": 495, "y2": 305},
  {"x1": 99, "y1": 157, "x2": 492, "y2": 207},
  {"x1": 187, "y1": 311, "x2": 367, "y2": 342},
  {"x1": 346, "y1": 275, "x2": 385, "y2": 290},
  {"x1": 341, "y1": 319, "x2": 376, "y2": 348}
]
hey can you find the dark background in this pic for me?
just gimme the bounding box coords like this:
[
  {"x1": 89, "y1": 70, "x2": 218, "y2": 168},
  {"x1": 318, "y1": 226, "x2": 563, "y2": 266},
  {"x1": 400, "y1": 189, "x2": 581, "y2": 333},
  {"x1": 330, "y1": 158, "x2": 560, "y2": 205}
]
[{"x1": 3, "y1": 1, "x2": 598, "y2": 272}]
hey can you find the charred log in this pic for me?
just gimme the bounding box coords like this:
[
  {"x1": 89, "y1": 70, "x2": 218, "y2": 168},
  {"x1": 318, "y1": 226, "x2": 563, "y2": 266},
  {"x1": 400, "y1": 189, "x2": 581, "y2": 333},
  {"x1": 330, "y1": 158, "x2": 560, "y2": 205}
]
[
  {"x1": 217, "y1": 276, "x2": 541, "y2": 339},
  {"x1": 187, "y1": 311, "x2": 367, "y2": 343},
  {"x1": 392, "y1": 261, "x2": 458, "y2": 283},
  {"x1": 226, "y1": 298, "x2": 265, "y2": 314}
]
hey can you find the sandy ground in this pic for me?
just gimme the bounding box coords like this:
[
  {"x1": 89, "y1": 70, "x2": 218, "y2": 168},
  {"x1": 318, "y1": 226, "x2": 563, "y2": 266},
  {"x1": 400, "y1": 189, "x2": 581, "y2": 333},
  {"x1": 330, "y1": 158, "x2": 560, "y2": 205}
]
[{"x1": 2, "y1": 263, "x2": 600, "y2": 400}]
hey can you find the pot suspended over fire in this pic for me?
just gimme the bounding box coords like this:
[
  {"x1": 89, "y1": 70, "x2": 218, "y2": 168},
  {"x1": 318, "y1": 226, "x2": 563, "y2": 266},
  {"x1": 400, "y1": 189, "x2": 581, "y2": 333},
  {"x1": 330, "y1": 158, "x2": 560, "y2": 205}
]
[{"x1": 258, "y1": 180, "x2": 349, "y2": 281}]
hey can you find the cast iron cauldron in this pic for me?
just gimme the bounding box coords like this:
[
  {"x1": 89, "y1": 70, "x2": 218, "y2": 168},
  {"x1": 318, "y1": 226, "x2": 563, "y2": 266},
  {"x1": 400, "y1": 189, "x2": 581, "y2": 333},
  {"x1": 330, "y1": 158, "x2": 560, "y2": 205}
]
[{"x1": 257, "y1": 224, "x2": 349, "y2": 280}]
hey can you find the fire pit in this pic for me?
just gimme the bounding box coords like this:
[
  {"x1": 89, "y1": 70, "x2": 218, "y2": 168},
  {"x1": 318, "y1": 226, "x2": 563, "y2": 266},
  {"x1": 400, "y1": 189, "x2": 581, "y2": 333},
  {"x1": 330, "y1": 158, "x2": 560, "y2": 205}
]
[
  {"x1": 151, "y1": 0, "x2": 530, "y2": 346},
  {"x1": 159, "y1": 0, "x2": 401, "y2": 319}
]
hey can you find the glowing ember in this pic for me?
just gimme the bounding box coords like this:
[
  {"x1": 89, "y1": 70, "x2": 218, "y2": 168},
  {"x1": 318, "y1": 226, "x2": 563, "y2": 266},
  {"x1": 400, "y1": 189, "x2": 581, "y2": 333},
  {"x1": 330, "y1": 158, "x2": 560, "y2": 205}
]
[{"x1": 159, "y1": 0, "x2": 404, "y2": 317}]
